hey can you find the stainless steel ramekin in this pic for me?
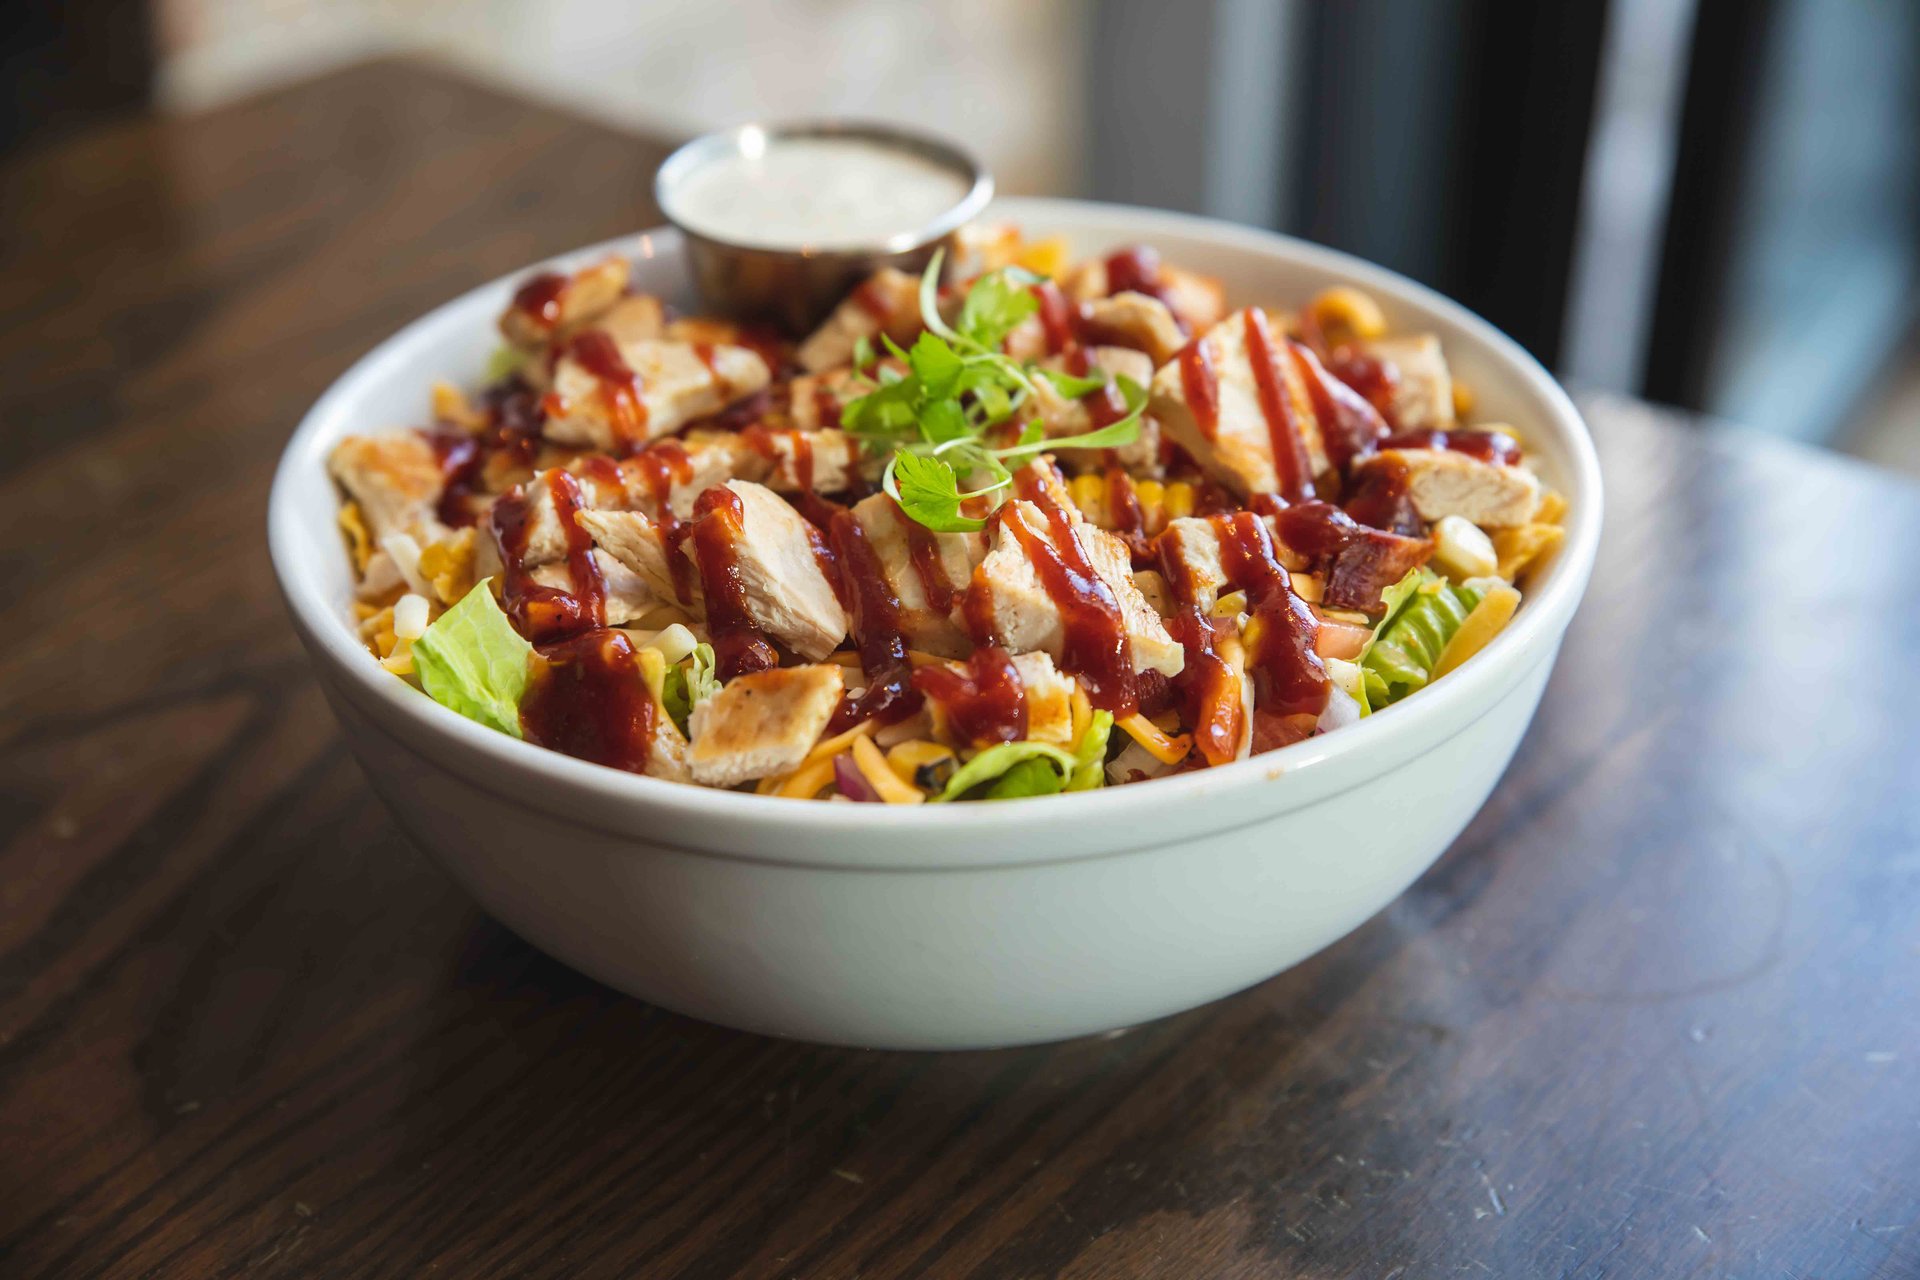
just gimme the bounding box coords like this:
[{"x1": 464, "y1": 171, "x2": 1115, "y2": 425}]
[{"x1": 654, "y1": 121, "x2": 994, "y2": 336}]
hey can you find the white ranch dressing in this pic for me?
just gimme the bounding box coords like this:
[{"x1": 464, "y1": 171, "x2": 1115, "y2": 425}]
[{"x1": 665, "y1": 136, "x2": 971, "y2": 250}]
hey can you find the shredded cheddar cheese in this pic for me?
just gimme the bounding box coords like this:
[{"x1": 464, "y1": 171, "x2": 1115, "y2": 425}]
[
  {"x1": 774, "y1": 755, "x2": 840, "y2": 799},
  {"x1": 338, "y1": 501, "x2": 373, "y2": 574},
  {"x1": 1433, "y1": 584, "x2": 1522, "y2": 678},
  {"x1": 1117, "y1": 712, "x2": 1192, "y2": 766},
  {"x1": 1492, "y1": 524, "x2": 1565, "y2": 582},
  {"x1": 851, "y1": 735, "x2": 924, "y2": 804}
]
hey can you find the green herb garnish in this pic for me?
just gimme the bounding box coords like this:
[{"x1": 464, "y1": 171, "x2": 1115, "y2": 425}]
[{"x1": 841, "y1": 251, "x2": 1147, "y2": 533}]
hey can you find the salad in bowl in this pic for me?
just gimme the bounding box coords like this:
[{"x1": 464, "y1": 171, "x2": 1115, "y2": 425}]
[{"x1": 330, "y1": 226, "x2": 1568, "y2": 805}]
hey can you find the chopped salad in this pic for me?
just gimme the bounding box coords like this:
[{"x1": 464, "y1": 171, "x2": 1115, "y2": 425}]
[{"x1": 331, "y1": 226, "x2": 1566, "y2": 802}]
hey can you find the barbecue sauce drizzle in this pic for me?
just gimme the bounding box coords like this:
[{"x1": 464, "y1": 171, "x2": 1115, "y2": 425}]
[
  {"x1": 1065, "y1": 345, "x2": 1131, "y2": 430},
  {"x1": 1243, "y1": 307, "x2": 1317, "y2": 502},
  {"x1": 1216, "y1": 514, "x2": 1330, "y2": 721},
  {"x1": 519, "y1": 629, "x2": 656, "y2": 773},
  {"x1": 903, "y1": 517, "x2": 957, "y2": 613},
  {"x1": 508, "y1": 271, "x2": 568, "y2": 331},
  {"x1": 1030, "y1": 281, "x2": 1080, "y2": 354},
  {"x1": 489, "y1": 469, "x2": 606, "y2": 643},
  {"x1": 1178, "y1": 335, "x2": 1222, "y2": 439},
  {"x1": 1293, "y1": 340, "x2": 1389, "y2": 473},
  {"x1": 1158, "y1": 529, "x2": 1241, "y2": 767},
  {"x1": 826, "y1": 509, "x2": 923, "y2": 734},
  {"x1": 986, "y1": 492, "x2": 1139, "y2": 715},
  {"x1": 685, "y1": 486, "x2": 778, "y2": 680},
  {"x1": 628, "y1": 440, "x2": 699, "y2": 601},
  {"x1": 430, "y1": 378, "x2": 542, "y2": 527},
  {"x1": 1104, "y1": 245, "x2": 1178, "y2": 313},
  {"x1": 912, "y1": 645, "x2": 1028, "y2": 747},
  {"x1": 1379, "y1": 428, "x2": 1522, "y2": 466},
  {"x1": 545, "y1": 330, "x2": 649, "y2": 453}
]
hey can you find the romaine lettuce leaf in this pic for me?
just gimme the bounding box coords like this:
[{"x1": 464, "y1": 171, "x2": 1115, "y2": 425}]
[
  {"x1": 1360, "y1": 574, "x2": 1486, "y2": 709},
  {"x1": 410, "y1": 581, "x2": 534, "y2": 737},
  {"x1": 985, "y1": 757, "x2": 1066, "y2": 799},
  {"x1": 931, "y1": 740, "x2": 1077, "y2": 802},
  {"x1": 1352, "y1": 567, "x2": 1429, "y2": 716}
]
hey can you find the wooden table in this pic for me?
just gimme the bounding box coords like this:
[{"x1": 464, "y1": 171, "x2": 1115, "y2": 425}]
[{"x1": 3, "y1": 60, "x2": 1915, "y2": 1279}]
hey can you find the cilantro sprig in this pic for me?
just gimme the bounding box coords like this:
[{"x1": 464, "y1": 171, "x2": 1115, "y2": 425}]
[{"x1": 840, "y1": 251, "x2": 1147, "y2": 533}]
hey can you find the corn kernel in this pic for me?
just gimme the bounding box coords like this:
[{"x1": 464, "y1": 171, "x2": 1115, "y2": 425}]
[
  {"x1": 1014, "y1": 236, "x2": 1069, "y2": 279},
  {"x1": 1307, "y1": 286, "x2": 1388, "y2": 342},
  {"x1": 1134, "y1": 479, "x2": 1165, "y2": 531},
  {"x1": 1431, "y1": 514, "x2": 1498, "y2": 580},
  {"x1": 1452, "y1": 380, "x2": 1476, "y2": 419},
  {"x1": 431, "y1": 381, "x2": 485, "y2": 432},
  {"x1": 1162, "y1": 482, "x2": 1196, "y2": 521},
  {"x1": 1067, "y1": 474, "x2": 1107, "y2": 526}
]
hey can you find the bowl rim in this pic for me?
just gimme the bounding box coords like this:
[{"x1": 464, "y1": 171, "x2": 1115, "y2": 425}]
[{"x1": 269, "y1": 196, "x2": 1602, "y2": 850}]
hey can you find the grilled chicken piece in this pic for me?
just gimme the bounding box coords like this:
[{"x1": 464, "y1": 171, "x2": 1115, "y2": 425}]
[
  {"x1": 579, "y1": 481, "x2": 851, "y2": 659},
  {"x1": 1032, "y1": 346, "x2": 1154, "y2": 435},
  {"x1": 786, "y1": 367, "x2": 870, "y2": 432},
  {"x1": 1358, "y1": 448, "x2": 1541, "y2": 528},
  {"x1": 329, "y1": 433, "x2": 448, "y2": 545},
  {"x1": 542, "y1": 339, "x2": 771, "y2": 452},
  {"x1": 645, "y1": 704, "x2": 693, "y2": 783},
  {"x1": 1149, "y1": 308, "x2": 1340, "y2": 498},
  {"x1": 848, "y1": 492, "x2": 988, "y2": 658},
  {"x1": 525, "y1": 553, "x2": 658, "y2": 625},
  {"x1": 797, "y1": 268, "x2": 921, "y2": 372},
  {"x1": 498, "y1": 257, "x2": 630, "y2": 348},
  {"x1": 499, "y1": 469, "x2": 584, "y2": 567},
  {"x1": 951, "y1": 222, "x2": 1024, "y2": 276},
  {"x1": 587, "y1": 294, "x2": 669, "y2": 346},
  {"x1": 1079, "y1": 293, "x2": 1189, "y2": 366},
  {"x1": 1131, "y1": 568, "x2": 1176, "y2": 618},
  {"x1": 572, "y1": 509, "x2": 687, "y2": 604},
  {"x1": 1031, "y1": 346, "x2": 1162, "y2": 476},
  {"x1": 1062, "y1": 254, "x2": 1227, "y2": 334},
  {"x1": 697, "y1": 481, "x2": 849, "y2": 659},
  {"x1": 1363, "y1": 334, "x2": 1455, "y2": 431},
  {"x1": 1154, "y1": 516, "x2": 1237, "y2": 613},
  {"x1": 687, "y1": 664, "x2": 845, "y2": 787},
  {"x1": 968, "y1": 499, "x2": 1185, "y2": 679},
  {"x1": 755, "y1": 429, "x2": 863, "y2": 495},
  {"x1": 605, "y1": 437, "x2": 754, "y2": 518}
]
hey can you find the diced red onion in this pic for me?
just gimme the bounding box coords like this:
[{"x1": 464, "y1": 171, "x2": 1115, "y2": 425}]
[{"x1": 833, "y1": 753, "x2": 882, "y2": 802}]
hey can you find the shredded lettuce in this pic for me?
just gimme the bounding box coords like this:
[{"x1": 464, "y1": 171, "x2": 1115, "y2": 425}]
[
  {"x1": 1066, "y1": 710, "x2": 1114, "y2": 792},
  {"x1": 410, "y1": 581, "x2": 534, "y2": 737},
  {"x1": 985, "y1": 757, "x2": 1066, "y2": 799},
  {"x1": 931, "y1": 741, "x2": 1077, "y2": 802},
  {"x1": 931, "y1": 709, "x2": 1117, "y2": 802},
  {"x1": 660, "y1": 642, "x2": 719, "y2": 737},
  {"x1": 1351, "y1": 568, "x2": 1426, "y2": 715},
  {"x1": 484, "y1": 345, "x2": 529, "y2": 384},
  {"x1": 1360, "y1": 571, "x2": 1486, "y2": 709}
]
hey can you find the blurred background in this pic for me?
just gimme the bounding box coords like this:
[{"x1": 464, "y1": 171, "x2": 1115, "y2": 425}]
[{"x1": 7, "y1": 0, "x2": 1917, "y2": 468}]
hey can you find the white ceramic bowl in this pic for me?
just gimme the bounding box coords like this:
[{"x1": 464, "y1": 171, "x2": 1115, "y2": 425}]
[{"x1": 270, "y1": 198, "x2": 1602, "y2": 1050}]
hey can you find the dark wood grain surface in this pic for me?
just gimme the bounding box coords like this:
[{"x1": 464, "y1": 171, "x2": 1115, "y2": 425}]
[{"x1": 2, "y1": 59, "x2": 1916, "y2": 1280}]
